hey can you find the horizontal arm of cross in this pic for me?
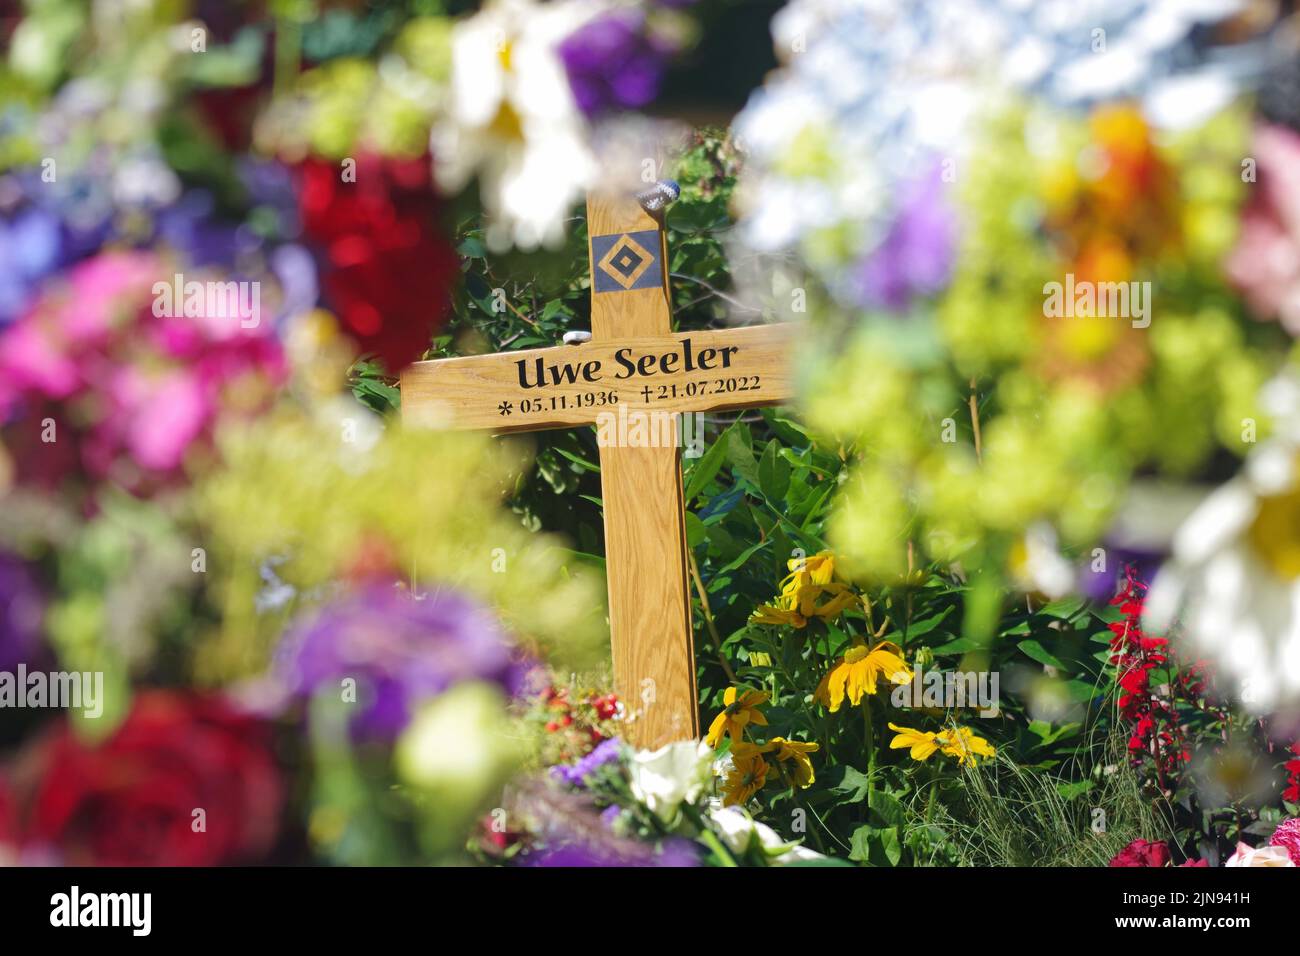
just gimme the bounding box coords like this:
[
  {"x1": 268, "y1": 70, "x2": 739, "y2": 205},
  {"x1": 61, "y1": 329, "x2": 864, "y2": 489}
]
[{"x1": 400, "y1": 322, "x2": 799, "y2": 434}]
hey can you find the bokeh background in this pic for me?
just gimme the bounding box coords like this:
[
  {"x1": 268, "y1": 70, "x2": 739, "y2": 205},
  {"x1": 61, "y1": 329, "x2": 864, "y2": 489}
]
[{"x1": 2, "y1": 0, "x2": 1300, "y2": 867}]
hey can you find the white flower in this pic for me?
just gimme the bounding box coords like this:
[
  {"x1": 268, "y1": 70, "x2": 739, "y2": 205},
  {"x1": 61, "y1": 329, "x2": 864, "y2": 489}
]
[
  {"x1": 395, "y1": 682, "x2": 521, "y2": 803},
  {"x1": 1145, "y1": 380, "x2": 1300, "y2": 710},
  {"x1": 1010, "y1": 523, "x2": 1076, "y2": 600},
  {"x1": 430, "y1": 0, "x2": 598, "y2": 250},
  {"x1": 707, "y1": 802, "x2": 826, "y2": 865},
  {"x1": 1225, "y1": 842, "x2": 1296, "y2": 867},
  {"x1": 731, "y1": 0, "x2": 1255, "y2": 299},
  {"x1": 626, "y1": 739, "x2": 713, "y2": 824}
]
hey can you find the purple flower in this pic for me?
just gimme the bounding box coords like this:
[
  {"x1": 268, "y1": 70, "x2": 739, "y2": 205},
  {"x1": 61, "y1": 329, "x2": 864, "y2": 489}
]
[
  {"x1": 550, "y1": 738, "x2": 624, "y2": 787},
  {"x1": 524, "y1": 836, "x2": 699, "y2": 867},
  {"x1": 0, "y1": 553, "x2": 44, "y2": 671},
  {"x1": 558, "y1": 11, "x2": 675, "y2": 118},
  {"x1": 269, "y1": 244, "x2": 319, "y2": 326},
  {"x1": 154, "y1": 190, "x2": 244, "y2": 267},
  {"x1": 237, "y1": 158, "x2": 303, "y2": 240},
  {"x1": 599, "y1": 804, "x2": 623, "y2": 828},
  {"x1": 0, "y1": 207, "x2": 63, "y2": 325},
  {"x1": 854, "y1": 161, "x2": 957, "y2": 312},
  {"x1": 273, "y1": 583, "x2": 525, "y2": 740},
  {"x1": 1080, "y1": 548, "x2": 1165, "y2": 603}
]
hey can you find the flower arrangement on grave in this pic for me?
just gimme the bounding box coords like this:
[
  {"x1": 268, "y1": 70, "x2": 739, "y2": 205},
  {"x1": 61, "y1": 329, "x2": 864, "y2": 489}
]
[{"x1": 1, "y1": 0, "x2": 1300, "y2": 871}]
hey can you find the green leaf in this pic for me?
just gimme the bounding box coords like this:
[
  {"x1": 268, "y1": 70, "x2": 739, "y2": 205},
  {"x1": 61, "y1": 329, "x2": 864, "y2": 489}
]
[
  {"x1": 869, "y1": 790, "x2": 906, "y2": 828},
  {"x1": 350, "y1": 377, "x2": 400, "y2": 414},
  {"x1": 848, "y1": 825, "x2": 901, "y2": 866},
  {"x1": 552, "y1": 548, "x2": 606, "y2": 572},
  {"x1": 714, "y1": 538, "x2": 770, "y2": 577},
  {"x1": 554, "y1": 447, "x2": 600, "y2": 474},
  {"x1": 726, "y1": 427, "x2": 760, "y2": 487},
  {"x1": 684, "y1": 425, "x2": 731, "y2": 502},
  {"x1": 763, "y1": 410, "x2": 811, "y2": 445},
  {"x1": 684, "y1": 512, "x2": 707, "y2": 549},
  {"x1": 849, "y1": 826, "x2": 874, "y2": 863},
  {"x1": 905, "y1": 605, "x2": 955, "y2": 638},
  {"x1": 1017, "y1": 639, "x2": 1067, "y2": 671},
  {"x1": 879, "y1": 827, "x2": 902, "y2": 866},
  {"x1": 828, "y1": 765, "x2": 872, "y2": 804},
  {"x1": 757, "y1": 440, "x2": 791, "y2": 502},
  {"x1": 1038, "y1": 596, "x2": 1085, "y2": 620},
  {"x1": 1064, "y1": 679, "x2": 1102, "y2": 702},
  {"x1": 1026, "y1": 720, "x2": 1082, "y2": 750},
  {"x1": 1055, "y1": 780, "x2": 1093, "y2": 801},
  {"x1": 929, "y1": 636, "x2": 985, "y2": 655},
  {"x1": 799, "y1": 481, "x2": 837, "y2": 531}
]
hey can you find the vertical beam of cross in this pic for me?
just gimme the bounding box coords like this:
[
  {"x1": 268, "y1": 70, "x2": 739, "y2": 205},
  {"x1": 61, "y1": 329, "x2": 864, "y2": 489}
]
[
  {"x1": 585, "y1": 193, "x2": 699, "y2": 749},
  {"x1": 404, "y1": 191, "x2": 800, "y2": 748}
]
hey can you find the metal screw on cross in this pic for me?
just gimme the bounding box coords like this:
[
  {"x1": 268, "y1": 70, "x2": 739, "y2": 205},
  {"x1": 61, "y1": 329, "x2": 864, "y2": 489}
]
[{"x1": 401, "y1": 189, "x2": 799, "y2": 749}]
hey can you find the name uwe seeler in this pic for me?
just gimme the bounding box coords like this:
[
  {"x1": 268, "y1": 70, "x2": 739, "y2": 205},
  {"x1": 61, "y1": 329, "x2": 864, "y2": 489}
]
[{"x1": 517, "y1": 337, "x2": 741, "y2": 389}]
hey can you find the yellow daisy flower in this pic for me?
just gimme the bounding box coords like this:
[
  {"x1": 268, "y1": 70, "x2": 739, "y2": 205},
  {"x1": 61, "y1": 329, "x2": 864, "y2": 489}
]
[
  {"x1": 731, "y1": 737, "x2": 819, "y2": 787},
  {"x1": 888, "y1": 723, "x2": 996, "y2": 766},
  {"x1": 779, "y1": 550, "x2": 838, "y2": 595},
  {"x1": 814, "y1": 641, "x2": 912, "y2": 712},
  {"x1": 753, "y1": 581, "x2": 860, "y2": 628},
  {"x1": 722, "y1": 751, "x2": 771, "y2": 806},
  {"x1": 752, "y1": 551, "x2": 861, "y2": 628},
  {"x1": 751, "y1": 603, "x2": 808, "y2": 628},
  {"x1": 888, "y1": 723, "x2": 942, "y2": 761},
  {"x1": 767, "y1": 736, "x2": 820, "y2": 788},
  {"x1": 705, "y1": 686, "x2": 769, "y2": 748},
  {"x1": 936, "y1": 726, "x2": 996, "y2": 766}
]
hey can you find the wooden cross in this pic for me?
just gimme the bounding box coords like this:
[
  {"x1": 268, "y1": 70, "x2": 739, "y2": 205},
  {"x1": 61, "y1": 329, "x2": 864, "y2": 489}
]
[{"x1": 401, "y1": 191, "x2": 796, "y2": 749}]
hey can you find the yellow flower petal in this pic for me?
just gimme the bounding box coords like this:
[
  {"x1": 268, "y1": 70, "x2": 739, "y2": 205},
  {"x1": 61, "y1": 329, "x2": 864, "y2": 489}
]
[
  {"x1": 846, "y1": 657, "x2": 871, "y2": 706},
  {"x1": 888, "y1": 722, "x2": 941, "y2": 761},
  {"x1": 819, "y1": 662, "x2": 850, "y2": 712},
  {"x1": 705, "y1": 710, "x2": 729, "y2": 749}
]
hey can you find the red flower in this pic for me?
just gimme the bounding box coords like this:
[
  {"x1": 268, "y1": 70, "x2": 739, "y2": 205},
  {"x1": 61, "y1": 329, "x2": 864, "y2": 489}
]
[
  {"x1": 1109, "y1": 838, "x2": 1171, "y2": 867},
  {"x1": 297, "y1": 155, "x2": 459, "y2": 373},
  {"x1": 1268, "y1": 817, "x2": 1300, "y2": 865},
  {"x1": 1284, "y1": 752, "x2": 1300, "y2": 805},
  {"x1": 21, "y1": 692, "x2": 282, "y2": 866},
  {"x1": 1106, "y1": 567, "x2": 1216, "y2": 785},
  {"x1": 0, "y1": 773, "x2": 15, "y2": 851}
]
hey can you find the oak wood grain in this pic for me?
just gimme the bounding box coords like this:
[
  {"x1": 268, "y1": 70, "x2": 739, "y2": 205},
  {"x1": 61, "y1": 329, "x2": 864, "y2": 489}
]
[{"x1": 586, "y1": 192, "x2": 698, "y2": 750}]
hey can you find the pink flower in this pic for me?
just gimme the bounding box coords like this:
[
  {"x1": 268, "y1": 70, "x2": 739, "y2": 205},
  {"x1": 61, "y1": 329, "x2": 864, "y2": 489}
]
[
  {"x1": 1225, "y1": 842, "x2": 1296, "y2": 867},
  {"x1": 1225, "y1": 124, "x2": 1300, "y2": 334},
  {"x1": 117, "y1": 369, "x2": 211, "y2": 473},
  {"x1": 1268, "y1": 817, "x2": 1300, "y2": 866},
  {"x1": 0, "y1": 322, "x2": 81, "y2": 401},
  {"x1": 0, "y1": 251, "x2": 158, "y2": 409},
  {"x1": 1109, "y1": 838, "x2": 1171, "y2": 867},
  {"x1": 0, "y1": 251, "x2": 284, "y2": 493}
]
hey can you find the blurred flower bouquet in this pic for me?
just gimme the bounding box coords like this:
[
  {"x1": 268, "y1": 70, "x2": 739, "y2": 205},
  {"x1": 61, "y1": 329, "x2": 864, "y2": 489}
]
[{"x1": 0, "y1": 0, "x2": 679, "y2": 866}]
